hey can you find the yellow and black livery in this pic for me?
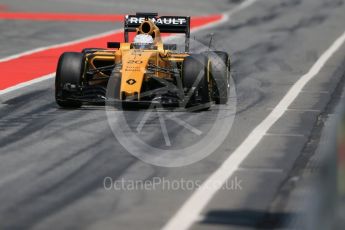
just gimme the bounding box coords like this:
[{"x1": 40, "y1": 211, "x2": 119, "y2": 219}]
[{"x1": 55, "y1": 12, "x2": 230, "y2": 109}]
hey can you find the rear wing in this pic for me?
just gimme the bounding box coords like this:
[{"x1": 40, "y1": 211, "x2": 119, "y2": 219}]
[{"x1": 124, "y1": 12, "x2": 191, "y2": 52}]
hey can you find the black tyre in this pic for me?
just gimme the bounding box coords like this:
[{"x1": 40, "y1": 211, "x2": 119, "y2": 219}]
[
  {"x1": 55, "y1": 52, "x2": 84, "y2": 108},
  {"x1": 202, "y1": 51, "x2": 230, "y2": 104},
  {"x1": 182, "y1": 54, "x2": 211, "y2": 108},
  {"x1": 107, "y1": 71, "x2": 122, "y2": 100}
]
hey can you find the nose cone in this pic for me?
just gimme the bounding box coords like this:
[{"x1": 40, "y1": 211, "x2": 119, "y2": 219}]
[{"x1": 120, "y1": 50, "x2": 153, "y2": 98}]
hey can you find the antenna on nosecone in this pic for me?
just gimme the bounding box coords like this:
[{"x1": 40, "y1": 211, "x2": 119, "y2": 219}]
[{"x1": 208, "y1": 33, "x2": 214, "y2": 51}]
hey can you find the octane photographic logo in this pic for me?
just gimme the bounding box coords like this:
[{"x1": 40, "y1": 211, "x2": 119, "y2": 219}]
[{"x1": 105, "y1": 39, "x2": 237, "y2": 167}]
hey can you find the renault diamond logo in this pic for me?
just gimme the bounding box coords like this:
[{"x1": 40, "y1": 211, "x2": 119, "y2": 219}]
[{"x1": 126, "y1": 79, "x2": 136, "y2": 85}]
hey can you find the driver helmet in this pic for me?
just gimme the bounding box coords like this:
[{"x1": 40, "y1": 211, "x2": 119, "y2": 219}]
[{"x1": 133, "y1": 34, "x2": 154, "y2": 49}]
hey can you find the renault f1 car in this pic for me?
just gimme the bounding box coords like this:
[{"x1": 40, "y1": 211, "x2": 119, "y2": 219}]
[{"x1": 55, "y1": 12, "x2": 230, "y2": 109}]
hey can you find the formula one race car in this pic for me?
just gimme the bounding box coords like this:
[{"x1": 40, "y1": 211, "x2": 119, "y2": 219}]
[{"x1": 55, "y1": 12, "x2": 230, "y2": 109}]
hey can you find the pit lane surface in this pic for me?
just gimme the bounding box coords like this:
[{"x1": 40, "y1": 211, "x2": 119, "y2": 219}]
[{"x1": 1, "y1": 0, "x2": 345, "y2": 229}]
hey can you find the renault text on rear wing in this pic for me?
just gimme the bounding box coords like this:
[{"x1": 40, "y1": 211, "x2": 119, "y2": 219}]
[{"x1": 124, "y1": 12, "x2": 191, "y2": 51}]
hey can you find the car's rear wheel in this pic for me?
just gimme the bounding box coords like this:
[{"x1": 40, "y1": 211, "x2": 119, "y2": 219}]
[
  {"x1": 202, "y1": 51, "x2": 230, "y2": 104},
  {"x1": 55, "y1": 52, "x2": 84, "y2": 108},
  {"x1": 182, "y1": 54, "x2": 211, "y2": 109}
]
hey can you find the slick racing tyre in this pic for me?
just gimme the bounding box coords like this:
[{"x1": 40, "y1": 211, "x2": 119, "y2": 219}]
[
  {"x1": 182, "y1": 54, "x2": 211, "y2": 109},
  {"x1": 108, "y1": 71, "x2": 122, "y2": 100},
  {"x1": 55, "y1": 52, "x2": 84, "y2": 108},
  {"x1": 202, "y1": 51, "x2": 230, "y2": 104}
]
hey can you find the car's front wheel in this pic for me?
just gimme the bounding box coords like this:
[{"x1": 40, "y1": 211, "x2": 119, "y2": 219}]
[
  {"x1": 202, "y1": 51, "x2": 230, "y2": 104},
  {"x1": 182, "y1": 54, "x2": 211, "y2": 109},
  {"x1": 55, "y1": 52, "x2": 84, "y2": 108}
]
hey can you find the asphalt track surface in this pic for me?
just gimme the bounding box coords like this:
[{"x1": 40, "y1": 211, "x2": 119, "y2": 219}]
[{"x1": 0, "y1": 0, "x2": 345, "y2": 229}]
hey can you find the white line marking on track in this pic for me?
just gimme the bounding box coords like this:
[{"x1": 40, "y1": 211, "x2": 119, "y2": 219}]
[
  {"x1": 0, "y1": 29, "x2": 122, "y2": 96},
  {"x1": 0, "y1": 29, "x2": 122, "y2": 63},
  {"x1": 0, "y1": 73, "x2": 55, "y2": 96},
  {"x1": 161, "y1": 27, "x2": 345, "y2": 230}
]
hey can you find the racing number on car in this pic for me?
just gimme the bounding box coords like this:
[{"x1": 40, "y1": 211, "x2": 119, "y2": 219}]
[{"x1": 128, "y1": 60, "x2": 143, "y2": 64}]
